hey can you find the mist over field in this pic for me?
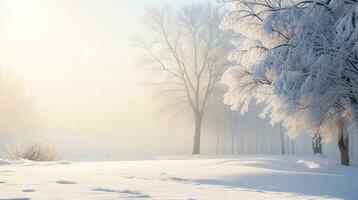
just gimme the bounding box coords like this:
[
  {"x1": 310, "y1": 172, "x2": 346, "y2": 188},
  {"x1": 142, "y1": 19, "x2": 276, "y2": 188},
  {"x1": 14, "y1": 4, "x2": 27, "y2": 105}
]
[
  {"x1": 0, "y1": 0, "x2": 357, "y2": 199},
  {"x1": 0, "y1": 0, "x2": 209, "y2": 160}
]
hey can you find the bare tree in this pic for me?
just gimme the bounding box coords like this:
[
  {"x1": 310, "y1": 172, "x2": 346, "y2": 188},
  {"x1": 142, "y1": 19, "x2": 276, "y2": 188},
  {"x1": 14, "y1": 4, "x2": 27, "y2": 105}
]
[
  {"x1": 205, "y1": 92, "x2": 242, "y2": 155},
  {"x1": 135, "y1": 2, "x2": 236, "y2": 154}
]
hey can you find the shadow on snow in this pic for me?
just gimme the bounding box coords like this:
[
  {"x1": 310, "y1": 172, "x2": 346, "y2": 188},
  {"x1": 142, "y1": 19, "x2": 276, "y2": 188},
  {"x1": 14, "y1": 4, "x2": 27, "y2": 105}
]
[{"x1": 194, "y1": 157, "x2": 358, "y2": 200}]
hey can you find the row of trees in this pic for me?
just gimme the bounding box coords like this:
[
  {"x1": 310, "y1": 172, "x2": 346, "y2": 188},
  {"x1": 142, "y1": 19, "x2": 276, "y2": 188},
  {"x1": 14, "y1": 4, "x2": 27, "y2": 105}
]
[{"x1": 136, "y1": 0, "x2": 357, "y2": 165}]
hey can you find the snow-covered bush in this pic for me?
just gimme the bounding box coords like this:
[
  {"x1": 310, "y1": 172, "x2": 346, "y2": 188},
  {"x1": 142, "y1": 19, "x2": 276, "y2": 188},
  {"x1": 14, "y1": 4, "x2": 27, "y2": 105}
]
[
  {"x1": 3, "y1": 140, "x2": 61, "y2": 161},
  {"x1": 222, "y1": 0, "x2": 358, "y2": 165}
]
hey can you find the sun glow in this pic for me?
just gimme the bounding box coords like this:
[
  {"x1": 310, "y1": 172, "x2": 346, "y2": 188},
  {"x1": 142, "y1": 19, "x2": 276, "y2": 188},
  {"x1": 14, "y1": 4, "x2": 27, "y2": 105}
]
[{"x1": 13, "y1": 1, "x2": 44, "y2": 29}]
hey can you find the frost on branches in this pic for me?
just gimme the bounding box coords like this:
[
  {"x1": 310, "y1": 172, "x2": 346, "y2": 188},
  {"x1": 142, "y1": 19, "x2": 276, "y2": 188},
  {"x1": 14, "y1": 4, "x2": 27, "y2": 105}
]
[{"x1": 222, "y1": 0, "x2": 358, "y2": 165}]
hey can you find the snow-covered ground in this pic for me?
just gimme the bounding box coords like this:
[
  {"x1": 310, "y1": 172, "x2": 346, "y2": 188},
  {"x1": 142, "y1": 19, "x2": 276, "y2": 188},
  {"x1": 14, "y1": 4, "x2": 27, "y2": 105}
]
[{"x1": 0, "y1": 155, "x2": 357, "y2": 200}]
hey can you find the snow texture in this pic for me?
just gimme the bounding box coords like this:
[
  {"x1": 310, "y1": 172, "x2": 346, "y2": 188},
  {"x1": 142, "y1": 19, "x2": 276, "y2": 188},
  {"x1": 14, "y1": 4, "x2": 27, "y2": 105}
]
[
  {"x1": 0, "y1": 155, "x2": 357, "y2": 199},
  {"x1": 0, "y1": 159, "x2": 9, "y2": 165}
]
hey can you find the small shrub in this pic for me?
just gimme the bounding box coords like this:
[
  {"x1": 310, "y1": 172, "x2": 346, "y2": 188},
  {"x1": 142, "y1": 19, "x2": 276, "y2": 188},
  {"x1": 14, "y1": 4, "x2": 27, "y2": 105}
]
[{"x1": 3, "y1": 140, "x2": 61, "y2": 161}]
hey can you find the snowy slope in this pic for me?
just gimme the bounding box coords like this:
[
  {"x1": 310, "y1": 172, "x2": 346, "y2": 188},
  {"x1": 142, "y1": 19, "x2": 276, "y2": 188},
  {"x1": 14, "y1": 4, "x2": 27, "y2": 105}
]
[
  {"x1": 0, "y1": 159, "x2": 9, "y2": 165},
  {"x1": 0, "y1": 155, "x2": 357, "y2": 200}
]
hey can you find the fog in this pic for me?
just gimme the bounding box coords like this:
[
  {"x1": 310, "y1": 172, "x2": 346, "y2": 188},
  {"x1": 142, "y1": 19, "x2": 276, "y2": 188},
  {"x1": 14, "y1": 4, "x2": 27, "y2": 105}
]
[
  {"x1": 0, "y1": 0, "x2": 353, "y2": 162},
  {"x1": 0, "y1": 0, "x2": 213, "y2": 160}
]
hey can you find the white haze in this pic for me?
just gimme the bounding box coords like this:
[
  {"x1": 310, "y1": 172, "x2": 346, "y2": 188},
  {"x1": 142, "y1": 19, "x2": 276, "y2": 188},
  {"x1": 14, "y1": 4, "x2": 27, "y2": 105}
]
[
  {"x1": 0, "y1": 0, "x2": 344, "y2": 161},
  {"x1": 0, "y1": 0, "x2": 216, "y2": 160}
]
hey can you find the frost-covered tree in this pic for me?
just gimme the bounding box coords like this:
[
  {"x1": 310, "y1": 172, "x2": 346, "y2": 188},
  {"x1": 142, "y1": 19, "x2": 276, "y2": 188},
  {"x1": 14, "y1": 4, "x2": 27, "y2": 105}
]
[
  {"x1": 135, "y1": 2, "x2": 236, "y2": 154},
  {"x1": 222, "y1": 0, "x2": 357, "y2": 165}
]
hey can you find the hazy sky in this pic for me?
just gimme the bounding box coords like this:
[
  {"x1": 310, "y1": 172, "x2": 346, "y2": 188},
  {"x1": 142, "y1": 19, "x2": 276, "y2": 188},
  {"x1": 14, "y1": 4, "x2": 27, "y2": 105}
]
[{"x1": 0, "y1": 0, "x2": 211, "y2": 160}]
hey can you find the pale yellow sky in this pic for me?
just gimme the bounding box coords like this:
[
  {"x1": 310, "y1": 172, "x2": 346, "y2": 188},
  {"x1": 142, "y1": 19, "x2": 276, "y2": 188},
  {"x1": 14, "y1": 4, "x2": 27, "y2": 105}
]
[{"x1": 0, "y1": 0, "x2": 207, "y2": 159}]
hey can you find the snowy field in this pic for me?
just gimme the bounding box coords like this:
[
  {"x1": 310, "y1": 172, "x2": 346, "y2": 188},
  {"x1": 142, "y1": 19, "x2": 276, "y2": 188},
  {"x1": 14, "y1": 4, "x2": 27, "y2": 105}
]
[{"x1": 0, "y1": 155, "x2": 357, "y2": 200}]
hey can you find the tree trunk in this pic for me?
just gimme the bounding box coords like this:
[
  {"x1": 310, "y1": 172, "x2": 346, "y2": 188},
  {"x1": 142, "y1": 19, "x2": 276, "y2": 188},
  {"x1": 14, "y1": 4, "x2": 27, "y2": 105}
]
[
  {"x1": 338, "y1": 134, "x2": 350, "y2": 166},
  {"x1": 255, "y1": 126, "x2": 259, "y2": 154},
  {"x1": 216, "y1": 126, "x2": 219, "y2": 154},
  {"x1": 291, "y1": 140, "x2": 295, "y2": 155},
  {"x1": 280, "y1": 124, "x2": 285, "y2": 154},
  {"x1": 351, "y1": 133, "x2": 354, "y2": 159},
  {"x1": 231, "y1": 114, "x2": 235, "y2": 154},
  {"x1": 192, "y1": 113, "x2": 202, "y2": 154},
  {"x1": 231, "y1": 128, "x2": 235, "y2": 155},
  {"x1": 312, "y1": 133, "x2": 322, "y2": 155}
]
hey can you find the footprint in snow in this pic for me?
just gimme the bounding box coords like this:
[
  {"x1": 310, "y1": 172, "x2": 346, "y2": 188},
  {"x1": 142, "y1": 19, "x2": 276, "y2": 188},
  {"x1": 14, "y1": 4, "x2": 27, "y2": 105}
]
[
  {"x1": 92, "y1": 188, "x2": 151, "y2": 198},
  {"x1": 45, "y1": 161, "x2": 71, "y2": 166},
  {"x1": 135, "y1": 194, "x2": 152, "y2": 198},
  {"x1": 92, "y1": 188, "x2": 117, "y2": 193},
  {"x1": 56, "y1": 180, "x2": 76, "y2": 184},
  {"x1": 169, "y1": 177, "x2": 190, "y2": 183},
  {"x1": 120, "y1": 189, "x2": 143, "y2": 195},
  {"x1": 22, "y1": 189, "x2": 36, "y2": 193}
]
